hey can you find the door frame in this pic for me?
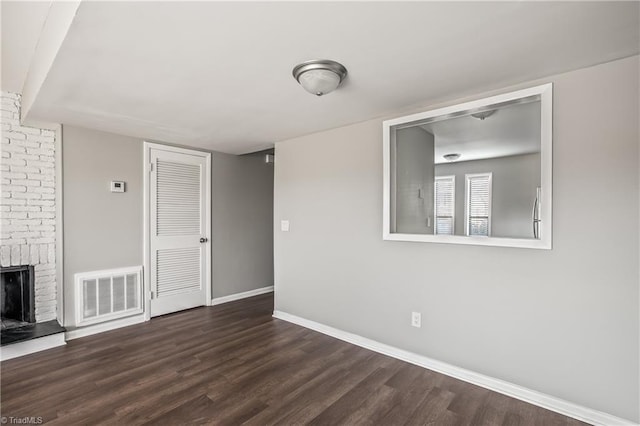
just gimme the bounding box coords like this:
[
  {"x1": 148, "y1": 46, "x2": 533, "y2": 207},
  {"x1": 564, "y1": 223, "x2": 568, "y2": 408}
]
[{"x1": 143, "y1": 141, "x2": 212, "y2": 321}]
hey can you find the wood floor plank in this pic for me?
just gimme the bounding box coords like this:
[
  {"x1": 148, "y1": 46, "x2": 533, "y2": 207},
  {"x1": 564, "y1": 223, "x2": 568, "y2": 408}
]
[
  {"x1": 335, "y1": 383, "x2": 398, "y2": 425},
  {"x1": 404, "y1": 386, "x2": 458, "y2": 426},
  {"x1": 307, "y1": 366, "x2": 401, "y2": 426},
  {"x1": 378, "y1": 368, "x2": 442, "y2": 425},
  {"x1": 0, "y1": 293, "x2": 590, "y2": 425}
]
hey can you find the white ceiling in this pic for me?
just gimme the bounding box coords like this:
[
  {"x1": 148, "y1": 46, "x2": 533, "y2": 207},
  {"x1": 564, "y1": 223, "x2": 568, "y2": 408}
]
[
  {"x1": 12, "y1": 2, "x2": 640, "y2": 154},
  {"x1": 1, "y1": 1, "x2": 52, "y2": 93},
  {"x1": 423, "y1": 101, "x2": 541, "y2": 164}
]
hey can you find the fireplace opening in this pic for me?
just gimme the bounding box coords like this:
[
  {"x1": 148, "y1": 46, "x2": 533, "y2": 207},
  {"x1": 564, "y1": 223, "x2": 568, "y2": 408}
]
[
  {"x1": 1, "y1": 265, "x2": 35, "y2": 331},
  {"x1": 1, "y1": 265, "x2": 65, "y2": 347}
]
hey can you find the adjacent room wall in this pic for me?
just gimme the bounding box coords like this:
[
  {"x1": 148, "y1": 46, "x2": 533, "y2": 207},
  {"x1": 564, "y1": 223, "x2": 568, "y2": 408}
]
[
  {"x1": 273, "y1": 56, "x2": 639, "y2": 421},
  {"x1": 212, "y1": 151, "x2": 274, "y2": 298},
  {"x1": 435, "y1": 153, "x2": 540, "y2": 238},
  {"x1": 63, "y1": 126, "x2": 274, "y2": 325},
  {"x1": 395, "y1": 127, "x2": 434, "y2": 234}
]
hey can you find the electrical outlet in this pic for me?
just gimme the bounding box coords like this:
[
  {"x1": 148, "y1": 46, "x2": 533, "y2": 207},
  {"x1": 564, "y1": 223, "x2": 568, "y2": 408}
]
[{"x1": 411, "y1": 312, "x2": 421, "y2": 328}]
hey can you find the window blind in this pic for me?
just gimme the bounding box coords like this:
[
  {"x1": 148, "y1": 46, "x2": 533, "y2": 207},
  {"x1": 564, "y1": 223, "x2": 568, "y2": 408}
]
[
  {"x1": 466, "y1": 173, "x2": 492, "y2": 236},
  {"x1": 434, "y1": 176, "x2": 455, "y2": 235}
]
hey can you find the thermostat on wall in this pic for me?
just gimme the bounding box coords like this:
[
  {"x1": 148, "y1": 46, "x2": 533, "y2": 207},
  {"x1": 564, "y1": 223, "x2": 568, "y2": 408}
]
[{"x1": 110, "y1": 181, "x2": 125, "y2": 193}]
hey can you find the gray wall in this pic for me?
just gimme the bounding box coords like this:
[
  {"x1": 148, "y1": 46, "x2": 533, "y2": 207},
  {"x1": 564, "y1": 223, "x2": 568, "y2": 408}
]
[
  {"x1": 63, "y1": 126, "x2": 274, "y2": 324},
  {"x1": 212, "y1": 151, "x2": 274, "y2": 298},
  {"x1": 63, "y1": 126, "x2": 143, "y2": 325},
  {"x1": 395, "y1": 127, "x2": 434, "y2": 234},
  {"x1": 273, "y1": 56, "x2": 639, "y2": 421},
  {"x1": 435, "y1": 153, "x2": 541, "y2": 238}
]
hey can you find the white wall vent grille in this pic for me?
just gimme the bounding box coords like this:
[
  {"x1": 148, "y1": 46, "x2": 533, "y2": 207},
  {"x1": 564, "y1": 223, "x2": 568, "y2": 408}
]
[{"x1": 75, "y1": 266, "x2": 143, "y2": 326}]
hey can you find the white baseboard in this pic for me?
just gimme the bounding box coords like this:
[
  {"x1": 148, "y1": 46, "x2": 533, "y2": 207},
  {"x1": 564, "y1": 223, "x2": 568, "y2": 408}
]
[
  {"x1": 211, "y1": 286, "x2": 274, "y2": 306},
  {"x1": 65, "y1": 314, "x2": 145, "y2": 340},
  {"x1": 1, "y1": 333, "x2": 66, "y2": 362},
  {"x1": 272, "y1": 310, "x2": 635, "y2": 426}
]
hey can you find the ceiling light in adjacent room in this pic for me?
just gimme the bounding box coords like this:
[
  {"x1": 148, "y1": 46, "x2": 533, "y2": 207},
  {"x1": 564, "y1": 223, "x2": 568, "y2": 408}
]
[
  {"x1": 443, "y1": 153, "x2": 461, "y2": 161},
  {"x1": 471, "y1": 110, "x2": 496, "y2": 120}
]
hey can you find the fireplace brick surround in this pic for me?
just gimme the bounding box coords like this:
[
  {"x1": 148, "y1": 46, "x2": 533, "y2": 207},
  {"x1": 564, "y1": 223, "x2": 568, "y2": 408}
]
[{"x1": 1, "y1": 91, "x2": 58, "y2": 323}]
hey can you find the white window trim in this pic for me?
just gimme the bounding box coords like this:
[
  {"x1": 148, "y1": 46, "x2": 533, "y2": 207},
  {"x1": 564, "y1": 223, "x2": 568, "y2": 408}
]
[
  {"x1": 382, "y1": 83, "x2": 552, "y2": 250},
  {"x1": 464, "y1": 173, "x2": 492, "y2": 237},
  {"x1": 434, "y1": 175, "x2": 456, "y2": 235}
]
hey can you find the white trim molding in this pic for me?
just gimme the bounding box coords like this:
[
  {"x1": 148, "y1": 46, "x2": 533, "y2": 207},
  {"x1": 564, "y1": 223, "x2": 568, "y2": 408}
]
[
  {"x1": 272, "y1": 310, "x2": 635, "y2": 426},
  {"x1": 65, "y1": 314, "x2": 145, "y2": 340},
  {"x1": 383, "y1": 83, "x2": 553, "y2": 250},
  {"x1": 1, "y1": 334, "x2": 66, "y2": 362},
  {"x1": 211, "y1": 286, "x2": 274, "y2": 306},
  {"x1": 56, "y1": 123, "x2": 64, "y2": 327}
]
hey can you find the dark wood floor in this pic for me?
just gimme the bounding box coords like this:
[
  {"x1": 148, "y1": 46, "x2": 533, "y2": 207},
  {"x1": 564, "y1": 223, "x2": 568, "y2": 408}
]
[{"x1": 1, "y1": 294, "x2": 587, "y2": 425}]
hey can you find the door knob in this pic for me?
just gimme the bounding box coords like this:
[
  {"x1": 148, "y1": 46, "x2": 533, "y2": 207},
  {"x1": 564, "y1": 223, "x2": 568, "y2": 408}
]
[{"x1": 200, "y1": 237, "x2": 208, "y2": 243}]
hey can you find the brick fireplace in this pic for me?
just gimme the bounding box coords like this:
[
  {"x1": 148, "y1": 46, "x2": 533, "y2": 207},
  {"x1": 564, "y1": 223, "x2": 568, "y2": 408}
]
[{"x1": 1, "y1": 91, "x2": 58, "y2": 324}]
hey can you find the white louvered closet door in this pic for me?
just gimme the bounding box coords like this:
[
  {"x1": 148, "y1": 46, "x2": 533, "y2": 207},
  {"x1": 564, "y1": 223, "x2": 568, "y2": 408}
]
[{"x1": 149, "y1": 148, "x2": 209, "y2": 317}]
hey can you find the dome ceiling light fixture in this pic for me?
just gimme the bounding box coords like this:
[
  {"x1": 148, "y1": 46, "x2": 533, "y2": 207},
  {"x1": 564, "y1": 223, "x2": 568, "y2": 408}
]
[
  {"x1": 443, "y1": 153, "x2": 461, "y2": 161},
  {"x1": 471, "y1": 110, "x2": 496, "y2": 120},
  {"x1": 292, "y1": 59, "x2": 348, "y2": 97}
]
